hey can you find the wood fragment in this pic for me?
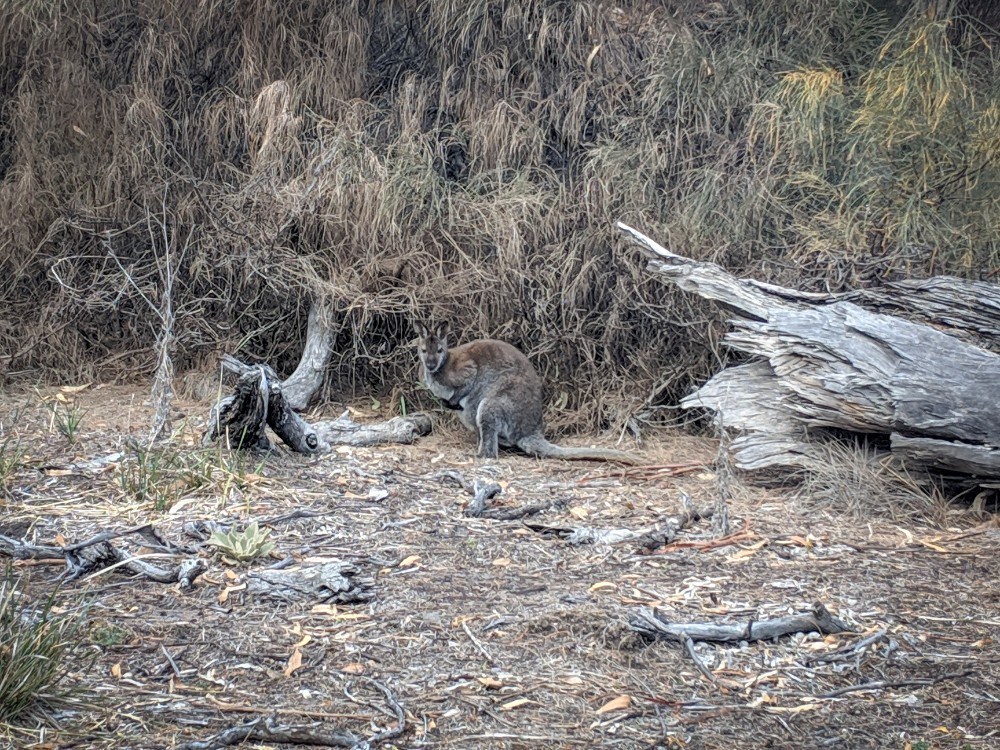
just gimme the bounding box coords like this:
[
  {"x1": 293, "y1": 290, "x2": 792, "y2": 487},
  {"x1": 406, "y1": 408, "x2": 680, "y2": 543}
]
[
  {"x1": 174, "y1": 717, "x2": 359, "y2": 750},
  {"x1": 524, "y1": 501, "x2": 713, "y2": 548},
  {"x1": 0, "y1": 532, "x2": 206, "y2": 587},
  {"x1": 176, "y1": 677, "x2": 403, "y2": 749},
  {"x1": 631, "y1": 601, "x2": 849, "y2": 643},
  {"x1": 464, "y1": 478, "x2": 502, "y2": 517},
  {"x1": 245, "y1": 561, "x2": 374, "y2": 605},
  {"x1": 313, "y1": 410, "x2": 431, "y2": 448}
]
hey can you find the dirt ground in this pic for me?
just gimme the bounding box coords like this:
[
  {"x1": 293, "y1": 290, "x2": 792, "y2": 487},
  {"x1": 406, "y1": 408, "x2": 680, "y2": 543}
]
[{"x1": 2, "y1": 385, "x2": 999, "y2": 750}]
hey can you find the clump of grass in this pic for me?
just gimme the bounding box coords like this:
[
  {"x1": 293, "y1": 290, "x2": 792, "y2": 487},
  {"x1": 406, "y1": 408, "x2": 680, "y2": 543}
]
[
  {"x1": 116, "y1": 444, "x2": 212, "y2": 511},
  {"x1": 0, "y1": 437, "x2": 26, "y2": 495},
  {"x1": 89, "y1": 621, "x2": 131, "y2": 647},
  {"x1": 116, "y1": 443, "x2": 261, "y2": 511},
  {"x1": 794, "y1": 437, "x2": 946, "y2": 523},
  {"x1": 0, "y1": 570, "x2": 86, "y2": 723},
  {"x1": 44, "y1": 399, "x2": 86, "y2": 443}
]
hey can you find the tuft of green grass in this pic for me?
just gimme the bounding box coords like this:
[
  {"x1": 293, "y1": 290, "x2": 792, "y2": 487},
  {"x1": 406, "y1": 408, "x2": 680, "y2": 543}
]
[
  {"x1": 0, "y1": 569, "x2": 86, "y2": 723},
  {"x1": 0, "y1": 437, "x2": 26, "y2": 494},
  {"x1": 116, "y1": 444, "x2": 212, "y2": 511},
  {"x1": 89, "y1": 622, "x2": 131, "y2": 647},
  {"x1": 44, "y1": 399, "x2": 86, "y2": 444}
]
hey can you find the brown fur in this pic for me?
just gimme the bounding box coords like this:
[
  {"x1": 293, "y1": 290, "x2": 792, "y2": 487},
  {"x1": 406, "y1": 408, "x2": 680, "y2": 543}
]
[{"x1": 415, "y1": 321, "x2": 639, "y2": 464}]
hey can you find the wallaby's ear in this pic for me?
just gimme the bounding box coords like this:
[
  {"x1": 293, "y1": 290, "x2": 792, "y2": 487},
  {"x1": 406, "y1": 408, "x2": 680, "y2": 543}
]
[
  {"x1": 414, "y1": 321, "x2": 428, "y2": 339},
  {"x1": 434, "y1": 321, "x2": 451, "y2": 342}
]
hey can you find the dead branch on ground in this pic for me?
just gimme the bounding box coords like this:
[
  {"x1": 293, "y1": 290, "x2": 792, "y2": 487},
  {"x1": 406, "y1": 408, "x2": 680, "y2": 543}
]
[
  {"x1": 525, "y1": 494, "x2": 713, "y2": 549},
  {"x1": 175, "y1": 677, "x2": 404, "y2": 750},
  {"x1": 204, "y1": 356, "x2": 431, "y2": 454},
  {"x1": 630, "y1": 601, "x2": 850, "y2": 643},
  {"x1": 244, "y1": 561, "x2": 375, "y2": 605},
  {"x1": 0, "y1": 529, "x2": 205, "y2": 587}
]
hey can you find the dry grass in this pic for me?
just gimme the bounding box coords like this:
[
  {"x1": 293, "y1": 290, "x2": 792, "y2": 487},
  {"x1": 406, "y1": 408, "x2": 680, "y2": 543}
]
[
  {"x1": 1, "y1": 385, "x2": 998, "y2": 749},
  {"x1": 1, "y1": 1, "x2": 998, "y2": 434}
]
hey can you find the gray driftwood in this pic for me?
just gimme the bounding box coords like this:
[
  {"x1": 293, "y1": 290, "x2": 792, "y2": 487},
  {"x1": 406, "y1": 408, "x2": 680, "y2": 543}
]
[
  {"x1": 0, "y1": 529, "x2": 205, "y2": 587},
  {"x1": 203, "y1": 356, "x2": 431, "y2": 454},
  {"x1": 631, "y1": 601, "x2": 849, "y2": 643},
  {"x1": 204, "y1": 356, "x2": 322, "y2": 453},
  {"x1": 618, "y1": 222, "x2": 1000, "y2": 479},
  {"x1": 246, "y1": 561, "x2": 374, "y2": 604},
  {"x1": 315, "y1": 411, "x2": 431, "y2": 447}
]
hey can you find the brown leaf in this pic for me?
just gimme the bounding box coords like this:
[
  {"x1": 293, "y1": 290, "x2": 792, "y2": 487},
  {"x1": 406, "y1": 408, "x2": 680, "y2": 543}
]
[
  {"x1": 111, "y1": 663, "x2": 122, "y2": 679},
  {"x1": 341, "y1": 663, "x2": 365, "y2": 674},
  {"x1": 596, "y1": 695, "x2": 631, "y2": 714},
  {"x1": 284, "y1": 647, "x2": 303, "y2": 678},
  {"x1": 477, "y1": 677, "x2": 503, "y2": 689}
]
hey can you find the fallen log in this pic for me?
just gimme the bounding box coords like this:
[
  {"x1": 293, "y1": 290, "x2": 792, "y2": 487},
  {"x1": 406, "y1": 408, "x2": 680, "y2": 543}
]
[
  {"x1": 618, "y1": 222, "x2": 1000, "y2": 480},
  {"x1": 630, "y1": 601, "x2": 849, "y2": 643},
  {"x1": 0, "y1": 529, "x2": 205, "y2": 587}
]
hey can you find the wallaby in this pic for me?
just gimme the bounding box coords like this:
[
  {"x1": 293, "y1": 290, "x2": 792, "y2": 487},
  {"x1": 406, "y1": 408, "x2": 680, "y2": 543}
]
[{"x1": 415, "y1": 321, "x2": 640, "y2": 464}]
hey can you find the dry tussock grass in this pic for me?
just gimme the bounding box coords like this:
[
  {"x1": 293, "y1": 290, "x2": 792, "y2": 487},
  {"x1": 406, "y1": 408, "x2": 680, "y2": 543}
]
[{"x1": 0, "y1": 1, "x2": 998, "y2": 435}]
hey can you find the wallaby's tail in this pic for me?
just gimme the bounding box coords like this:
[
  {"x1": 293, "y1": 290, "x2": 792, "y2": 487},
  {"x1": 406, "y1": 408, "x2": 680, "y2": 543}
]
[{"x1": 517, "y1": 434, "x2": 640, "y2": 465}]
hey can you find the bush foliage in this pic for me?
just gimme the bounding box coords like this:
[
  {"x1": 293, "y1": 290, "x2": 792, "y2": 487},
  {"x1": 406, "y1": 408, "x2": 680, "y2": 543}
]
[{"x1": 1, "y1": 0, "x2": 997, "y2": 429}]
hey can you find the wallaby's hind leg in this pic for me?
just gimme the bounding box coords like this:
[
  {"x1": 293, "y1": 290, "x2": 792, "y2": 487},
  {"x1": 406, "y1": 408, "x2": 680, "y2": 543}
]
[{"x1": 475, "y1": 400, "x2": 501, "y2": 459}]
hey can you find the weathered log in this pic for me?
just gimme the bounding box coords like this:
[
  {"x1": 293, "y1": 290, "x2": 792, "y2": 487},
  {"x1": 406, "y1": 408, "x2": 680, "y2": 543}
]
[
  {"x1": 203, "y1": 357, "x2": 430, "y2": 454},
  {"x1": 0, "y1": 531, "x2": 206, "y2": 587},
  {"x1": 203, "y1": 356, "x2": 321, "y2": 453},
  {"x1": 525, "y1": 504, "x2": 713, "y2": 548},
  {"x1": 617, "y1": 222, "x2": 1000, "y2": 479},
  {"x1": 313, "y1": 411, "x2": 431, "y2": 447},
  {"x1": 630, "y1": 601, "x2": 849, "y2": 643},
  {"x1": 245, "y1": 561, "x2": 374, "y2": 604}
]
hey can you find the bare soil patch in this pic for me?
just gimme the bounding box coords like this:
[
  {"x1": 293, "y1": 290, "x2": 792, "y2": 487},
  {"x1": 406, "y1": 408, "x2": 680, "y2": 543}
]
[{"x1": 2, "y1": 386, "x2": 999, "y2": 749}]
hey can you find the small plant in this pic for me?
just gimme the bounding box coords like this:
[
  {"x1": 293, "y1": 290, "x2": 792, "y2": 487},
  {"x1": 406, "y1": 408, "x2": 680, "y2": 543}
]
[
  {"x1": 89, "y1": 622, "x2": 131, "y2": 647},
  {"x1": 208, "y1": 521, "x2": 275, "y2": 563},
  {"x1": 44, "y1": 399, "x2": 86, "y2": 443},
  {"x1": 0, "y1": 569, "x2": 85, "y2": 722}
]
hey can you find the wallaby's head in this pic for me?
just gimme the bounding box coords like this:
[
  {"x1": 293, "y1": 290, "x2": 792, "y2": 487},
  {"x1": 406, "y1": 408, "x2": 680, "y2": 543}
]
[{"x1": 415, "y1": 321, "x2": 450, "y2": 374}]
